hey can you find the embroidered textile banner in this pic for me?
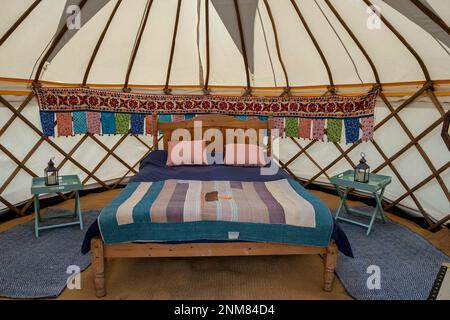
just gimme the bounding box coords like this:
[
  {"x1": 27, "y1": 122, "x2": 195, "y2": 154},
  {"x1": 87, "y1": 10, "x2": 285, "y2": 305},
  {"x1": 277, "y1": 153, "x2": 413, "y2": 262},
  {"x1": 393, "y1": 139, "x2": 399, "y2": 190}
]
[{"x1": 34, "y1": 86, "x2": 378, "y2": 118}]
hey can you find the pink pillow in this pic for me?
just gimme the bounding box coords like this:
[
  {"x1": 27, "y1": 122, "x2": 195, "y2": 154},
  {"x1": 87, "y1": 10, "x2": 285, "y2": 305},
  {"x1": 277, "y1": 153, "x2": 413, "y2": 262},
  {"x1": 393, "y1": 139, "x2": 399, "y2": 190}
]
[
  {"x1": 224, "y1": 143, "x2": 268, "y2": 167},
  {"x1": 166, "y1": 140, "x2": 207, "y2": 166}
]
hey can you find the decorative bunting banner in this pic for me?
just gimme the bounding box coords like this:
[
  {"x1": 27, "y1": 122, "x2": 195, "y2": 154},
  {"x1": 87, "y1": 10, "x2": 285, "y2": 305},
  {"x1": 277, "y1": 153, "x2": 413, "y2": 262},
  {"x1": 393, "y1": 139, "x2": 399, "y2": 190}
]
[
  {"x1": 312, "y1": 119, "x2": 326, "y2": 141},
  {"x1": 344, "y1": 118, "x2": 360, "y2": 144},
  {"x1": 73, "y1": 111, "x2": 87, "y2": 135},
  {"x1": 115, "y1": 113, "x2": 130, "y2": 134},
  {"x1": 40, "y1": 111, "x2": 55, "y2": 137},
  {"x1": 360, "y1": 116, "x2": 375, "y2": 142},
  {"x1": 101, "y1": 112, "x2": 116, "y2": 135},
  {"x1": 130, "y1": 113, "x2": 145, "y2": 135},
  {"x1": 87, "y1": 112, "x2": 101, "y2": 134},
  {"x1": 273, "y1": 117, "x2": 285, "y2": 137},
  {"x1": 327, "y1": 119, "x2": 342, "y2": 143},
  {"x1": 145, "y1": 114, "x2": 153, "y2": 135},
  {"x1": 299, "y1": 118, "x2": 312, "y2": 139},
  {"x1": 172, "y1": 114, "x2": 185, "y2": 122},
  {"x1": 285, "y1": 117, "x2": 299, "y2": 138},
  {"x1": 34, "y1": 86, "x2": 379, "y2": 144},
  {"x1": 56, "y1": 112, "x2": 73, "y2": 137}
]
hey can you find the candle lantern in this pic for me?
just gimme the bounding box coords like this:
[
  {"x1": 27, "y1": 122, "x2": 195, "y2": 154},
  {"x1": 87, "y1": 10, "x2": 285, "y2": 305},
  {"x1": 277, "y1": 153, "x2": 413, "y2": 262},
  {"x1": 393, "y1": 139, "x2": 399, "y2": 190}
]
[
  {"x1": 45, "y1": 157, "x2": 59, "y2": 186},
  {"x1": 354, "y1": 152, "x2": 370, "y2": 183}
]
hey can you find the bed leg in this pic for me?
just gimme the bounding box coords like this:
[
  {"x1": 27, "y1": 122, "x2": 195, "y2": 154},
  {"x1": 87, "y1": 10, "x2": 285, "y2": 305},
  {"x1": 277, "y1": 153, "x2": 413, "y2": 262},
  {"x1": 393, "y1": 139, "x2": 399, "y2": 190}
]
[
  {"x1": 323, "y1": 241, "x2": 338, "y2": 292},
  {"x1": 91, "y1": 237, "x2": 106, "y2": 298}
]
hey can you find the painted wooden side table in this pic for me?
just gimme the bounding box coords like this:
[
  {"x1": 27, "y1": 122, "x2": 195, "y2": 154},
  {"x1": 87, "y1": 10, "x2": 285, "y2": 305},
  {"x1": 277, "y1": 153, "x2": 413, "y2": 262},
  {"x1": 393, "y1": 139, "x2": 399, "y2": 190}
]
[
  {"x1": 330, "y1": 170, "x2": 392, "y2": 236},
  {"x1": 31, "y1": 175, "x2": 83, "y2": 238}
]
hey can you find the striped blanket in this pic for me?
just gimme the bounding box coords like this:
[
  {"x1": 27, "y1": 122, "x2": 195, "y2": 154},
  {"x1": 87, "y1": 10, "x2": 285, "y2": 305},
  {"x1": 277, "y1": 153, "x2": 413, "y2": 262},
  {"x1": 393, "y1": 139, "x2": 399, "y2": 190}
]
[{"x1": 111, "y1": 179, "x2": 316, "y2": 228}]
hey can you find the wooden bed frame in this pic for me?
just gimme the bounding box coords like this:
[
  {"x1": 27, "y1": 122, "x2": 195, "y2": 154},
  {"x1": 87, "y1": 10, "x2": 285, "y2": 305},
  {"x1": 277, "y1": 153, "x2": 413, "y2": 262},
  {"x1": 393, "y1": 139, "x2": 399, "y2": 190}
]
[{"x1": 90, "y1": 114, "x2": 338, "y2": 298}]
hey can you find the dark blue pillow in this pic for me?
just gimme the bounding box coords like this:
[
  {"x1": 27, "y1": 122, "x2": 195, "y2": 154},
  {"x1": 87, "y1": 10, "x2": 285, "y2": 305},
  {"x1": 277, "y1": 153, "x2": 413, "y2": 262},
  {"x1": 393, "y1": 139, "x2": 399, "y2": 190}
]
[{"x1": 139, "y1": 150, "x2": 168, "y2": 169}]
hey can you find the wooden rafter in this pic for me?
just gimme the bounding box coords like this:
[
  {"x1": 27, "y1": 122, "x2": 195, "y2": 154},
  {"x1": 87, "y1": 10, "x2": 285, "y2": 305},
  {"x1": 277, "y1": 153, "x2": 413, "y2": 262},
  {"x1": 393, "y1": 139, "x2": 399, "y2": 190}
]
[
  {"x1": 34, "y1": 0, "x2": 89, "y2": 84},
  {"x1": 123, "y1": 0, "x2": 154, "y2": 91},
  {"x1": 262, "y1": 0, "x2": 290, "y2": 91},
  {"x1": 203, "y1": 0, "x2": 211, "y2": 93},
  {"x1": 233, "y1": 0, "x2": 252, "y2": 95},
  {"x1": 83, "y1": 0, "x2": 123, "y2": 86},
  {"x1": 290, "y1": 0, "x2": 334, "y2": 88},
  {"x1": 0, "y1": 0, "x2": 42, "y2": 47},
  {"x1": 164, "y1": 0, "x2": 183, "y2": 94},
  {"x1": 410, "y1": 0, "x2": 450, "y2": 35}
]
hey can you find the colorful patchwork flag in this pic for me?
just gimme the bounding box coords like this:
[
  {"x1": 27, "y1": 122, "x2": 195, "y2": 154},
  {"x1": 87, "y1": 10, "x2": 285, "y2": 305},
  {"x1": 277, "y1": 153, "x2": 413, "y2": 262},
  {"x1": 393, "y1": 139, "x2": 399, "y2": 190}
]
[
  {"x1": 299, "y1": 118, "x2": 312, "y2": 139},
  {"x1": 101, "y1": 112, "x2": 116, "y2": 135},
  {"x1": 115, "y1": 113, "x2": 130, "y2": 134},
  {"x1": 344, "y1": 118, "x2": 360, "y2": 144},
  {"x1": 327, "y1": 119, "x2": 342, "y2": 143},
  {"x1": 56, "y1": 112, "x2": 73, "y2": 137},
  {"x1": 312, "y1": 119, "x2": 326, "y2": 141},
  {"x1": 235, "y1": 115, "x2": 248, "y2": 120},
  {"x1": 158, "y1": 114, "x2": 172, "y2": 134},
  {"x1": 247, "y1": 116, "x2": 259, "y2": 121},
  {"x1": 273, "y1": 117, "x2": 285, "y2": 137},
  {"x1": 158, "y1": 114, "x2": 172, "y2": 122},
  {"x1": 172, "y1": 114, "x2": 185, "y2": 122},
  {"x1": 184, "y1": 114, "x2": 196, "y2": 120},
  {"x1": 130, "y1": 113, "x2": 145, "y2": 135},
  {"x1": 145, "y1": 115, "x2": 153, "y2": 135},
  {"x1": 40, "y1": 112, "x2": 55, "y2": 137},
  {"x1": 258, "y1": 116, "x2": 269, "y2": 136},
  {"x1": 285, "y1": 117, "x2": 299, "y2": 138},
  {"x1": 360, "y1": 116, "x2": 374, "y2": 142},
  {"x1": 72, "y1": 111, "x2": 87, "y2": 135},
  {"x1": 87, "y1": 112, "x2": 101, "y2": 134}
]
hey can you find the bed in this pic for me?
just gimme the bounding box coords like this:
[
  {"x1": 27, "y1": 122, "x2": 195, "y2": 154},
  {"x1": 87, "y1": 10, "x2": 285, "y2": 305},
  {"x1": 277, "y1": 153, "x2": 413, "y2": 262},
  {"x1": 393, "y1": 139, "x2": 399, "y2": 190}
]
[{"x1": 83, "y1": 114, "x2": 352, "y2": 297}]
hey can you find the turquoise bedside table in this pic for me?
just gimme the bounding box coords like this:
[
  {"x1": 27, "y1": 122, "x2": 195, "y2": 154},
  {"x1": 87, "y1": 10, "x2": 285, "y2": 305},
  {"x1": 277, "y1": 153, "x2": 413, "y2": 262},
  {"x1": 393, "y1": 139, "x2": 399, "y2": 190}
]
[
  {"x1": 330, "y1": 170, "x2": 392, "y2": 235},
  {"x1": 31, "y1": 175, "x2": 84, "y2": 238}
]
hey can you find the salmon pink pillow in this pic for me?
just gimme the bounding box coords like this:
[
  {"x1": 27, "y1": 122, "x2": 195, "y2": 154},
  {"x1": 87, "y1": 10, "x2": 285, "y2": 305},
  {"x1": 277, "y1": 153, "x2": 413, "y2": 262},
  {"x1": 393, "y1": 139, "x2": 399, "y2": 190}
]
[
  {"x1": 166, "y1": 140, "x2": 207, "y2": 166},
  {"x1": 224, "y1": 143, "x2": 268, "y2": 167}
]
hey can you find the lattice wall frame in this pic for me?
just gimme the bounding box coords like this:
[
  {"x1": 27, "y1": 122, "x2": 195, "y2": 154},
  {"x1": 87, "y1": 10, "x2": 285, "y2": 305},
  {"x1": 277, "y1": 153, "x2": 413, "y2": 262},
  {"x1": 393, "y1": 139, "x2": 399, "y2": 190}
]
[{"x1": 0, "y1": 90, "x2": 448, "y2": 229}]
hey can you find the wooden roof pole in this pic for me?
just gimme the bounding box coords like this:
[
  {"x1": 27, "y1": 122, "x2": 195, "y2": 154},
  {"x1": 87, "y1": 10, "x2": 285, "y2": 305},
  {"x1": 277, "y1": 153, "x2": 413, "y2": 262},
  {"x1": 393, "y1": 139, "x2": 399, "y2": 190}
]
[
  {"x1": 363, "y1": 0, "x2": 431, "y2": 83},
  {"x1": 410, "y1": 0, "x2": 450, "y2": 35},
  {"x1": 123, "y1": 0, "x2": 154, "y2": 92},
  {"x1": 233, "y1": 0, "x2": 252, "y2": 96},
  {"x1": 262, "y1": 0, "x2": 290, "y2": 95},
  {"x1": 83, "y1": 0, "x2": 123, "y2": 86},
  {"x1": 164, "y1": 0, "x2": 182, "y2": 95},
  {"x1": 0, "y1": 0, "x2": 42, "y2": 47},
  {"x1": 290, "y1": 0, "x2": 335, "y2": 92},
  {"x1": 34, "y1": 0, "x2": 89, "y2": 85},
  {"x1": 324, "y1": 0, "x2": 380, "y2": 85},
  {"x1": 203, "y1": 0, "x2": 211, "y2": 94}
]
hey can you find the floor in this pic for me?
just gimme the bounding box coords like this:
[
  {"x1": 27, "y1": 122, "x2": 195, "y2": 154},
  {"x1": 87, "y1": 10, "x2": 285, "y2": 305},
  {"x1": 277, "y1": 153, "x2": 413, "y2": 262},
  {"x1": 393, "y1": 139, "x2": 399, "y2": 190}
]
[{"x1": 1, "y1": 189, "x2": 449, "y2": 300}]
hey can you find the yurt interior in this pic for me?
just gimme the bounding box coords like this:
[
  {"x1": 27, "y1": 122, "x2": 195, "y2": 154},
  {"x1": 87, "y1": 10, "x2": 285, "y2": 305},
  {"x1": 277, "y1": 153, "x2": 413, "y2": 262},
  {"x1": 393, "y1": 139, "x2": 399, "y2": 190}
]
[{"x1": 0, "y1": 0, "x2": 449, "y2": 303}]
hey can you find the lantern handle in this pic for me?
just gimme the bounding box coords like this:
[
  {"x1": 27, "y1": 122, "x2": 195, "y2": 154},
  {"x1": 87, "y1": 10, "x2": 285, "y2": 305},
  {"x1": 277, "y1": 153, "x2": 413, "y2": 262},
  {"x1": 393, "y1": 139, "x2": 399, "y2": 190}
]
[{"x1": 360, "y1": 152, "x2": 366, "y2": 159}]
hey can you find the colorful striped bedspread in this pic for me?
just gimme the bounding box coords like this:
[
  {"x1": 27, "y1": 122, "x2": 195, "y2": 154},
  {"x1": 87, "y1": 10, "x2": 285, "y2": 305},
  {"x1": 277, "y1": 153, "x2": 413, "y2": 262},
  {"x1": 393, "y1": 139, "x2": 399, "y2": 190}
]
[{"x1": 99, "y1": 178, "x2": 333, "y2": 247}]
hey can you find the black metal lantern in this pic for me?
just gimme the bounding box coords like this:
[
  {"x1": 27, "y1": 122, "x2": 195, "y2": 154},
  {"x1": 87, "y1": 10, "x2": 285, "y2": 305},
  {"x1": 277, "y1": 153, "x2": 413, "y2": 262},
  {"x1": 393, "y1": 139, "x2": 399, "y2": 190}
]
[
  {"x1": 45, "y1": 157, "x2": 59, "y2": 186},
  {"x1": 354, "y1": 152, "x2": 370, "y2": 183}
]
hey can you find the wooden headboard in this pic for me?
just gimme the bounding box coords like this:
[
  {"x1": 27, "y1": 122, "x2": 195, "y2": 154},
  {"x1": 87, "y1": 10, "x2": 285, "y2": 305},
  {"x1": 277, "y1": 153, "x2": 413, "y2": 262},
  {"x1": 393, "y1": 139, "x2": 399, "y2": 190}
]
[{"x1": 152, "y1": 114, "x2": 273, "y2": 156}]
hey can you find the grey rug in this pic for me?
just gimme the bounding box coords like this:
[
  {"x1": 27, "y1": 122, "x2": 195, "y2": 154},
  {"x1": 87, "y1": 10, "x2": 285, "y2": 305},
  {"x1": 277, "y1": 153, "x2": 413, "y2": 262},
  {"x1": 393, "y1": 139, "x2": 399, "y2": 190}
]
[
  {"x1": 0, "y1": 208, "x2": 98, "y2": 299},
  {"x1": 0, "y1": 207, "x2": 448, "y2": 300},
  {"x1": 333, "y1": 207, "x2": 449, "y2": 300}
]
